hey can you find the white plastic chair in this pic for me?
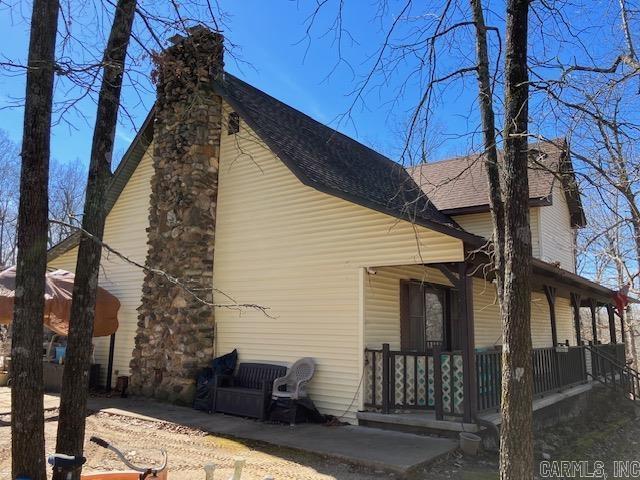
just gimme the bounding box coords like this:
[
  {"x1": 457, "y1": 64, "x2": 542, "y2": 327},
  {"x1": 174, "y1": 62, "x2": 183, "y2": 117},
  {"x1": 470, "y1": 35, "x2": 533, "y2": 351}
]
[{"x1": 272, "y1": 357, "x2": 315, "y2": 400}]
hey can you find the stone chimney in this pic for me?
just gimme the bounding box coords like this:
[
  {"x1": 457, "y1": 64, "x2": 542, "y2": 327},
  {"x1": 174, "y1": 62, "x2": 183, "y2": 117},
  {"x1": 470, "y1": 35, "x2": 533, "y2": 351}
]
[{"x1": 130, "y1": 27, "x2": 223, "y2": 403}]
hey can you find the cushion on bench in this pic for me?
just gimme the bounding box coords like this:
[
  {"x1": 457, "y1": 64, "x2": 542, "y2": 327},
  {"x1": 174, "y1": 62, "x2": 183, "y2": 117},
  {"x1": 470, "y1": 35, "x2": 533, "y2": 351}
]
[{"x1": 212, "y1": 362, "x2": 287, "y2": 420}]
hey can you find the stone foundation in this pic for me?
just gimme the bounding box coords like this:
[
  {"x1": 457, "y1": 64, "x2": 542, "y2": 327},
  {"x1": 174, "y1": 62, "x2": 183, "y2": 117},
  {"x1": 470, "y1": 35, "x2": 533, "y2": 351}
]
[{"x1": 130, "y1": 27, "x2": 223, "y2": 404}]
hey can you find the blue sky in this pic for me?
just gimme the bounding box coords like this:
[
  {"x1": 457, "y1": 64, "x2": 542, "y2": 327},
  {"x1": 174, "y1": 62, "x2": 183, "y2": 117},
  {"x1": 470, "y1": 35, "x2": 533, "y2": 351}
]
[
  {"x1": 0, "y1": 0, "x2": 487, "y2": 170},
  {"x1": 0, "y1": 0, "x2": 637, "y2": 285},
  {"x1": 0, "y1": 0, "x2": 632, "y2": 171}
]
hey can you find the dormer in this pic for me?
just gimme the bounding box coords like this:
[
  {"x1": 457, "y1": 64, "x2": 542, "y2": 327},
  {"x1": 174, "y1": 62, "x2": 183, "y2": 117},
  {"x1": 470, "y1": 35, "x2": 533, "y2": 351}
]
[{"x1": 408, "y1": 139, "x2": 585, "y2": 273}]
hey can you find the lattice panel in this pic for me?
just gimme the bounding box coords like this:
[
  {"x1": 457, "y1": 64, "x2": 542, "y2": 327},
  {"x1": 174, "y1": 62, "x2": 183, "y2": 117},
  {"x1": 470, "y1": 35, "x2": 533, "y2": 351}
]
[
  {"x1": 427, "y1": 356, "x2": 435, "y2": 406},
  {"x1": 364, "y1": 350, "x2": 384, "y2": 407},
  {"x1": 453, "y1": 353, "x2": 464, "y2": 414},
  {"x1": 417, "y1": 356, "x2": 428, "y2": 406},
  {"x1": 394, "y1": 355, "x2": 405, "y2": 405},
  {"x1": 441, "y1": 355, "x2": 452, "y2": 413},
  {"x1": 440, "y1": 353, "x2": 465, "y2": 414}
]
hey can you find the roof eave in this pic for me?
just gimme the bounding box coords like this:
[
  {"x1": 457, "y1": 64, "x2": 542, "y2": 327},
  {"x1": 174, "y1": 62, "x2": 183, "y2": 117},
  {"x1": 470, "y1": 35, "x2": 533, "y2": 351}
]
[
  {"x1": 531, "y1": 257, "x2": 615, "y2": 302},
  {"x1": 214, "y1": 80, "x2": 485, "y2": 247},
  {"x1": 441, "y1": 197, "x2": 552, "y2": 217}
]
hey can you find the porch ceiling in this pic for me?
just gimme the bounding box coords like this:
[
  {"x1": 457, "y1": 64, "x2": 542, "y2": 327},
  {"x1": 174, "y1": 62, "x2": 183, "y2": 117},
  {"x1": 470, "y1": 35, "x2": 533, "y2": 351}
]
[{"x1": 458, "y1": 252, "x2": 624, "y2": 305}]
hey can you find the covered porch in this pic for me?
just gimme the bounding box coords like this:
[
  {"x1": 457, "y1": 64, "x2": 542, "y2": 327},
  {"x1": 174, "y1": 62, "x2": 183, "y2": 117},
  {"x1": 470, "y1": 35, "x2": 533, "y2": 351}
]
[{"x1": 358, "y1": 257, "x2": 628, "y2": 426}]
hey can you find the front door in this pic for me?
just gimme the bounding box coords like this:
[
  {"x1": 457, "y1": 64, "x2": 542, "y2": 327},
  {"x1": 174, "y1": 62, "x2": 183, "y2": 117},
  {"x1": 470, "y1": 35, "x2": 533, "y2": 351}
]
[{"x1": 400, "y1": 280, "x2": 457, "y2": 351}]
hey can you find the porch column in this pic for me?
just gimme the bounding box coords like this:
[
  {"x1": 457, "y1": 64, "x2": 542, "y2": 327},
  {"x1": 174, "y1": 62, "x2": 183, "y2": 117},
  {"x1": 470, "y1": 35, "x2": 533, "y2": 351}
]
[
  {"x1": 590, "y1": 299, "x2": 599, "y2": 344},
  {"x1": 458, "y1": 262, "x2": 476, "y2": 424},
  {"x1": 544, "y1": 285, "x2": 561, "y2": 389},
  {"x1": 607, "y1": 304, "x2": 617, "y2": 344},
  {"x1": 544, "y1": 285, "x2": 558, "y2": 347},
  {"x1": 620, "y1": 309, "x2": 626, "y2": 346},
  {"x1": 570, "y1": 292, "x2": 582, "y2": 345}
]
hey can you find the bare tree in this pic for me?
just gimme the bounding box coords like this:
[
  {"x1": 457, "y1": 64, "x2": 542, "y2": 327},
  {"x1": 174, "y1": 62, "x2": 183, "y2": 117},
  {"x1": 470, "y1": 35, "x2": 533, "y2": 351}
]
[
  {"x1": 492, "y1": 1, "x2": 534, "y2": 476},
  {"x1": 303, "y1": 0, "x2": 536, "y2": 474},
  {"x1": 49, "y1": 159, "x2": 87, "y2": 247},
  {"x1": 0, "y1": 133, "x2": 86, "y2": 266},
  {"x1": 0, "y1": 131, "x2": 20, "y2": 269},
  {"x1": 469, "y1": 0, "x2": 534, "y2": 476},
  {"x1": 0, "y1": 1, "x2": 242, "y2": 473},
  {"x1": 11, "y1": 1, "x2": 59, "y2": 479},
  {"x1": 298, "y1": 0, "x2": 639, "y2": 476},
  {"x1": 53, "y1": 0, "x2": 137, "y2": 477}
]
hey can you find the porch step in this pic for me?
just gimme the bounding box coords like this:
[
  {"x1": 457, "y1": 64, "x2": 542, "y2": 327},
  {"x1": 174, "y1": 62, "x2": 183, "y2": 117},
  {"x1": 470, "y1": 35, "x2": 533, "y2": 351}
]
[{"x1": 357, "y1": 411, "x2": 479, "y2": 437}]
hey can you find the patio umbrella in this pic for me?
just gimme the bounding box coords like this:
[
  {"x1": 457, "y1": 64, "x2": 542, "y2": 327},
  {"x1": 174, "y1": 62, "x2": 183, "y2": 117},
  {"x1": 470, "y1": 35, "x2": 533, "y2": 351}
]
[{"x1": 0, "y1": 267, "x2": 119, "y2": 337}]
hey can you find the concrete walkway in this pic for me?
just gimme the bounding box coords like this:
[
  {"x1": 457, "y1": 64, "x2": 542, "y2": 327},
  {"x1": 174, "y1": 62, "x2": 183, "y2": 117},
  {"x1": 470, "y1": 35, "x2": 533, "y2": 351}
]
[
  {"x1": 0, "y1": 388, "x2": 457, "y2": 475},
  {"x1": 0, "y1": 388, "x2": 59, "y2": 414},
  {"x1": 88, "y1": 396, "x2": 457, "y2": 475}
]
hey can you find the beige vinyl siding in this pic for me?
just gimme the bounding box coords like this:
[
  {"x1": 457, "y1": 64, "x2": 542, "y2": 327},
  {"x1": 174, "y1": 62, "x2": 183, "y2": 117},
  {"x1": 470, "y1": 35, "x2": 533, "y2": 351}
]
[
  {"x1": 364, "y1": 265, "x2": 452, "y2": 349},
  {"x1": 213, "y1": 106, "x2": 464, "y2": 421},
  {"x1": 47, "y1": 146, "x2": 154, "y2": 386},
  {"x1": 471, "y1": 277, "x2": 502, "y2": 348},
  {"x1": 363, "y1": 265, "x2": 578, "y2": 354},
  {"x1": 539, "y1": 184, "x2": 576, "y2": 272},
  {"x1": 556, "y1": 297, "x2": 577, "y2": 345},
  {"x1": 452, "y1": 212, "x2": 494, "y2": 240},
  {"x1": 454, "y1": 208, "x2": 541, "y2": 258},
  {"x1": 476, "y1": 291, "x2": 576, "y2": 347}
]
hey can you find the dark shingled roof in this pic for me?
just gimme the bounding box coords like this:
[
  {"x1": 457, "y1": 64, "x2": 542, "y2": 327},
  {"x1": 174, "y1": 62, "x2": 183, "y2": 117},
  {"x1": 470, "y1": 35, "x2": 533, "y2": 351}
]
[
  {"x1": 407, "y1": 139, "x2": 586, "y2": 227},
  {"x1": 217, "y1": 74, "x2": 476, "y2": 240},
  {"x1": 48, "y1": 73, "x2": 483, "y2": 261}
]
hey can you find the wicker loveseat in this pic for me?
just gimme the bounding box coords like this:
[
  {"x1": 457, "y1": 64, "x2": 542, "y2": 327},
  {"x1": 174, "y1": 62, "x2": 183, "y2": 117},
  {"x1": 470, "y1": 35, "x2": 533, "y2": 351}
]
[{"x1": 211, "y1": 362, "x2": 287, "y2": 420}]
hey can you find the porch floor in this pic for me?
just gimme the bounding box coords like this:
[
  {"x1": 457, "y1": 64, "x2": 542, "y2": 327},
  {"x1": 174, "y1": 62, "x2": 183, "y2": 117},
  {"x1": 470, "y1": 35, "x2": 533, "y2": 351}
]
[
  {"x1": 357, "y1": 410, "x2": 480, "y2": 433},
  {"x1": 358, "y1": 382, "x2": 594, "y2": 432}
]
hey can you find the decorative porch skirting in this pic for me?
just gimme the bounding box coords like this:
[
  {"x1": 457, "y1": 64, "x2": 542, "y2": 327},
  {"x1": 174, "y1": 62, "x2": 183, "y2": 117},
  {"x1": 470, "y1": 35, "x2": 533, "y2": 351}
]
[{"x1": 364, "y1": 347, "x2": 464, "y2": 416}]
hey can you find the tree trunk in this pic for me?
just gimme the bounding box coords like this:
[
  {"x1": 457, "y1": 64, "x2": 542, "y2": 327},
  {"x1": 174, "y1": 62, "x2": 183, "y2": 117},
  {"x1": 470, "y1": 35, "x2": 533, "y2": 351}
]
[
  {"x1": 470, "y1": 0, "x2": 505, "y2": 304},
  {"x1": 500, "y1": 0, "x2": 534, "y2": 478},
  {"x1": 470, "y1": 1, "x2": 534, "y2": 475},
  {"x1": 11, "y1": 1, "x2": 59, "y2": 479},
  {"x1": 54, "y1": 1, "x2": 136, "y2": 477}
]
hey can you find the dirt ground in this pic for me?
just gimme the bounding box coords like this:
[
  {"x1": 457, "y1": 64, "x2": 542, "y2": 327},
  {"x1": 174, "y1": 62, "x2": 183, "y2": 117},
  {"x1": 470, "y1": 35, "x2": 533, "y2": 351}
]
[
  {"x1": 0, "y1": 409, "x2": 402, "y2": 480},
  {"x1": 1, "y1": 403, "x2": 639, "y2": 479}
]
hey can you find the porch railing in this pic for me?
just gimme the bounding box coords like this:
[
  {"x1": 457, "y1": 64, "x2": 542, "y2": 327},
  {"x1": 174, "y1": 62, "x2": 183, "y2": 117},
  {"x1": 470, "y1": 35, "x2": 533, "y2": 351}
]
[
  {"x1": 364, "y1": 344, "x2": 464, "y2": 418},
  {"x1": 590, "y1": 343, "x2": 625, "y2": 376},
  {"x1": 366, "y1": 342, "x2": 625, "y2": 416},
  {"x1": 476, "y1": 344, "x2": 611, "y2": 412},
  {"x1": 586, "y1": 343, "x2": 639, "y2": 401},
  {"x1": 476, "y1": 349, "x2": 501, "y2": 411}
]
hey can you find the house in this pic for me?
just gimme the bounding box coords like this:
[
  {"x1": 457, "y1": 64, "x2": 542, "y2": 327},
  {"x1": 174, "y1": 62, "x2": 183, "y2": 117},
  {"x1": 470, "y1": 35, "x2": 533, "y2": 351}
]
[{"x1": 47, "y1": 27, "x2": 629, "y2": 428}]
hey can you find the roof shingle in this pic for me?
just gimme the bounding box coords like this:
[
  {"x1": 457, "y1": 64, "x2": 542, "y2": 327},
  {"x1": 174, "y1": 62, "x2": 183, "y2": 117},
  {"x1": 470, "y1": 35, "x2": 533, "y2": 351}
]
[
  {"x1": 407, "y1": 139, "x2": 586, "y2": 226},
  {"x1": 218, "y1": 74, "x2": 470, "y2": 237}
]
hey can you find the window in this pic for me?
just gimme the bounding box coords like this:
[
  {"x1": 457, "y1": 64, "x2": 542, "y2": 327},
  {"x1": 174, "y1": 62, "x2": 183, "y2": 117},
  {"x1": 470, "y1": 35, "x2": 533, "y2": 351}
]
[
  {"x1": 227, "y1": 111, "x2": 240, "y2": 134},
  {"x1": 400, "y1": 280, "x2": 459, "y2": 352}
]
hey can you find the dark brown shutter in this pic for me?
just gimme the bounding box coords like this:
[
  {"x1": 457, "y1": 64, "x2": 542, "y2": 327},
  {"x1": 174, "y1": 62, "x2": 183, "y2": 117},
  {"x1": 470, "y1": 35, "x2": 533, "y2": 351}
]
[{"x1": 400, "y1": 279, "x2": 411, "y2": 350}]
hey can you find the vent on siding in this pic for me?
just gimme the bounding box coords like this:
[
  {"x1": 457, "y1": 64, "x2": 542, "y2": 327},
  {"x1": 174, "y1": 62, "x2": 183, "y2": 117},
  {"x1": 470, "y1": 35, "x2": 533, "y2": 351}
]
[{"x1": 227, "y1": 111, "x2": 240, "y2": 135}]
